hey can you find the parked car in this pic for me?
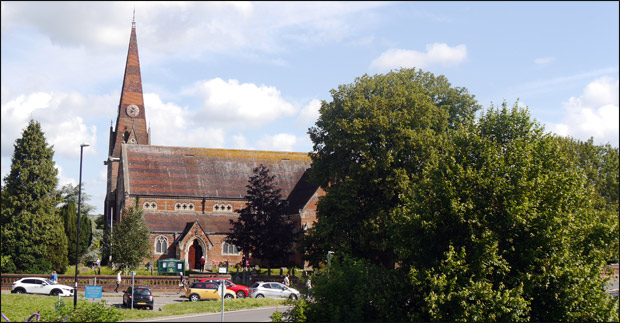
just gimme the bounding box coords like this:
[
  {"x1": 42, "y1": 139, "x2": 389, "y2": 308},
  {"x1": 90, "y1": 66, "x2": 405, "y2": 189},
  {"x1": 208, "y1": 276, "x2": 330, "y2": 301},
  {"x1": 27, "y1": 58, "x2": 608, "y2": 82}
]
[
  {"x1": 186, "y1": 281, "x2": 236, "y2": 302},
  {"x1": 11, "y1": 277, "x2": 74, "y2": 297},
  {"x1": 199, "y1": 277, "x2": 250, "y2": 298},
  {"x1": 122, "y1": 286, "x2": 154, "y2": 310},
  {"x1": 249, "y1": 281, "x2": 300, "y2": 300}
]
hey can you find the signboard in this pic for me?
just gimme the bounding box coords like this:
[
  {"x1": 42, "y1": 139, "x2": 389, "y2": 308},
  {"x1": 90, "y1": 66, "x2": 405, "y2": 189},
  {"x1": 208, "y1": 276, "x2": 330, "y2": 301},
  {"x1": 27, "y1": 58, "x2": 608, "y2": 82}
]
[
  {"x1": 218, "y1": 266, "x2": 228, "y2": 274},
  {"x1": 84, "y1": 286, "x2": 102, "y2": 299}
]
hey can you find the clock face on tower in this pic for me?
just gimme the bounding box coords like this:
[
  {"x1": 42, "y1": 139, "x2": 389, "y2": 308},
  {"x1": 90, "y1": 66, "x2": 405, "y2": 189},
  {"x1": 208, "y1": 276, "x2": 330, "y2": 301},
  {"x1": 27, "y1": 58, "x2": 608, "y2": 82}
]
[{"x1": 126, "y1": 104, "x2": 140, "y2": 118}]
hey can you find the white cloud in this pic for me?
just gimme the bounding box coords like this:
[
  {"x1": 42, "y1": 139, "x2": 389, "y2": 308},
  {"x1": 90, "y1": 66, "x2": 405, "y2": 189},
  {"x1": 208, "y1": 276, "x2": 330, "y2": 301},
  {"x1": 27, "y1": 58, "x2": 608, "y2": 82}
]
[
  {"x1": 45, "y1": 118, "x2": 97, "y2": 157},
  {"x1": 548, "y1": 77, "x2": 619, "y2": 146},
  {"x1": 534, "y1": 57, "x2": 555, "y2": 65},
  {"x1": 257, "y1": 133, "x2": 298, "y2": 151},
  {"x1": 232, "y1": 134, "x2": 253, "y2": 150},
  {"x1": 55, "y1": 164, "x2": 77, "y2": 188},
  {"x1": 2, "y1": 2, "x2": 388, "y2": 58},
  {"x1": 145, "y1": 92, "x2": 227, "y2": 149},
  {"x1": 1, "y1": 91, "x2": 98, "y2": 158},
  {"x1": 188, "y1": 78, "x2": 296, "y2": 127},
  {"x1": 296, "y1": 99, "x2": 322, "y2": 126},
  {"x1": 370, "y1": 43, "x2": 467, "y2": 71}
]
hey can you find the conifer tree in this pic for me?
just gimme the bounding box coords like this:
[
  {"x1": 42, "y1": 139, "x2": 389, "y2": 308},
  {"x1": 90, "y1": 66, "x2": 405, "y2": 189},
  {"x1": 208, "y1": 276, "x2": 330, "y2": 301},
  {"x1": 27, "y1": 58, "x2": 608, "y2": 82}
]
[
  {"x1": 1, "y1": 120, "x2": 68, "y2": 273},
  {"x1": 59, "y1": 200, "x2": 92, "y2": 265},
  {"x1": 227, "y1": 164, "x2": 295, "y2": 270}
]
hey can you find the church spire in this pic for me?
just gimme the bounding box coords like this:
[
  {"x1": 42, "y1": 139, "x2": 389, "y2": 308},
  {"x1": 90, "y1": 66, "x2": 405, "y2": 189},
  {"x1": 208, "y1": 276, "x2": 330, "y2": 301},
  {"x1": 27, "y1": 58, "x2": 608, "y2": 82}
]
[
  {"x1": 104, "y1": 14, "x2": 149, "y2": 246},
  {"x1": 110, "y1": 14, "x2": 148, "y2": 157}
]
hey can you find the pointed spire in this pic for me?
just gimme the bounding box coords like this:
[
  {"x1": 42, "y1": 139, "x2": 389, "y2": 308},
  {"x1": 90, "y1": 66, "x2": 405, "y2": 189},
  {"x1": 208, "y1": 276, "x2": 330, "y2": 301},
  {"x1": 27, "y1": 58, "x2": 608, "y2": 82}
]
[
  {"x1": 110, "y1": 14, "x2": 148, "y2": 157},
  {"x1": 119, "y1": 14, "x2": 143, "y2": 111}
]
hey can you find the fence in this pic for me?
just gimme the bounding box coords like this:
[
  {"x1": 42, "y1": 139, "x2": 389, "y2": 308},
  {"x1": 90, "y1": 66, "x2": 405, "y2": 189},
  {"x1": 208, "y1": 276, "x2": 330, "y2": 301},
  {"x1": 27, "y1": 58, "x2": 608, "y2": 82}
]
[{"x1": 1, "y1": 273, "x2": 229, "y2": 293}]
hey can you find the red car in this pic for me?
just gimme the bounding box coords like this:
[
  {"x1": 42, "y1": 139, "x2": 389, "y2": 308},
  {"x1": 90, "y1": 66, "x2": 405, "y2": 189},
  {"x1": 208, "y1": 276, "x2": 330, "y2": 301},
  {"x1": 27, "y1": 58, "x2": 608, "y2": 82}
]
[{"x1": 198, "y1": 278, "x2": 250, "y2": 298}]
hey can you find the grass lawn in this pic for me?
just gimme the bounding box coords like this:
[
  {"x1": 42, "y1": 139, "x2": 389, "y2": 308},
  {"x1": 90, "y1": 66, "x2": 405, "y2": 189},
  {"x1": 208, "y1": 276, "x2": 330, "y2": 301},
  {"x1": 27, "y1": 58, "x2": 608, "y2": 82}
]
[{"x1": 0, "y1": 294, "x2": 287, "y2": 322}]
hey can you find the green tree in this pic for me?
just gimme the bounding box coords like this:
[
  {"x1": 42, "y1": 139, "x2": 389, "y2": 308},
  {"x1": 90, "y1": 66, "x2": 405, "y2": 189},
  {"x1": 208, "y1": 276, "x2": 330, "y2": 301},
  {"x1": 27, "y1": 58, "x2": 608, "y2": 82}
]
[
  {"x1": 58, "y1": 200, "x2": 92, "y2": 265},
  {"x1": 0, "y1": 120, "x2": 68, "y2": 273},
  {"x1": 59, "y1": 183, "x2": 96, "y2": 218},
  {"x1": 554, "y1": 137, "x2": 619, "y2": 263},
  {"x1": 390, "y1": 103, "x2": 618, "y2": 321},
  {"x1": 298, "y1": 66, "x2": 618, "y2": 321},
  {"x1": 226, "y1": 164, "x2": 296, "y2": 270},
  {"x1": 305, "y1": 68, "x2": 481, "y2": 268},
  {"x1": 102, "y1": 205, "x2": 150, "y2": 272},
  {"x1": 83, "y1": 214, "x2": 104, "y2": 264}
]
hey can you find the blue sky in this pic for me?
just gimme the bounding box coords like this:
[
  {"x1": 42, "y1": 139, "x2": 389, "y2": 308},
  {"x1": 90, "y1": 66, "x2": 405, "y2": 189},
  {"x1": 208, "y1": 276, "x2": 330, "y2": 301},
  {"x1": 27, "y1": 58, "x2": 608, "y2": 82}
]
[{"x1": 2, "y1": 1, "x2": 618, "y2": 215}]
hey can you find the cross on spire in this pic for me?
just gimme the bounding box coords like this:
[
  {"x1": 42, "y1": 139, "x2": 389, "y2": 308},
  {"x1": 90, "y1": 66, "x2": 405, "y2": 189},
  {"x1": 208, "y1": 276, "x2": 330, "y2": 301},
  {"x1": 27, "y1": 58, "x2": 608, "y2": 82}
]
[{"x1": 132, "y1": 7, "x2": 135, "y2": 27}]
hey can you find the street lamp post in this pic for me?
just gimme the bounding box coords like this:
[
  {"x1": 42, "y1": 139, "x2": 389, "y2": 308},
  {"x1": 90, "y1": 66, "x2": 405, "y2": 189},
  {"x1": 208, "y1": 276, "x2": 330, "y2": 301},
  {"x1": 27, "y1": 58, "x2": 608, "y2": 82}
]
[
  {"x1": 327, "y1": 251, "x2": 334, "y2": 278},
  {"x1": 74, "y1": 143, "x2": 89, "y2": 309}
]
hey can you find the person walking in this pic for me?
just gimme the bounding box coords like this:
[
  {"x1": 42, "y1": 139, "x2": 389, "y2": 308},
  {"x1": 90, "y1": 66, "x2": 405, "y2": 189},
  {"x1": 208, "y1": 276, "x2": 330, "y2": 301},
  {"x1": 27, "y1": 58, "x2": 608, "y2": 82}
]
[
  {"x1": 115, "y1": 271, "x2": 122, "y2": 293},
  {"x1": 50, "y1": 271, "x2": 58, "y2": 283},
  {"x1": 178, "y1": 273, "x2": 187, "y2": 294},
  {"x1": 199, "y1": 256, "x2": 205, "y2": 272},
  {"x1": 283, "y1": 274, "x2": 290, "y2": 287}
]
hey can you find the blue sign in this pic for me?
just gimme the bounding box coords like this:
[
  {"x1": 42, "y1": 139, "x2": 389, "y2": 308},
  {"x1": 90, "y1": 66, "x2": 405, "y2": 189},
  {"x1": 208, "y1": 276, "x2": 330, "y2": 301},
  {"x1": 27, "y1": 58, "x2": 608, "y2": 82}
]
[{"x1": 85, "y1": 286, "x2": 102, "y2": 299}]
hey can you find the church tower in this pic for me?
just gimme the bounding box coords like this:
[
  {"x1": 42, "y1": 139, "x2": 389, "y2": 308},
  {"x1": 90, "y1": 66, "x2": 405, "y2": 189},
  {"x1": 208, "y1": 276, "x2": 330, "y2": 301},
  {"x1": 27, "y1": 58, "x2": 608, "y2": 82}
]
[{"x1": 104, "y1": 15, "x2": 150, "y2": 230}]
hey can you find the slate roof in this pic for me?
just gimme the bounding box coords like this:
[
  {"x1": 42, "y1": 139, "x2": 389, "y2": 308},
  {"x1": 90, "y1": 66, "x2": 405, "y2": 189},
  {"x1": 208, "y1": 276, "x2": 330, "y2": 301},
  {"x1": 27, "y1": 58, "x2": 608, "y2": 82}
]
[{"x1": 123, "y1": 144, "x2": 316, "y2": 200}]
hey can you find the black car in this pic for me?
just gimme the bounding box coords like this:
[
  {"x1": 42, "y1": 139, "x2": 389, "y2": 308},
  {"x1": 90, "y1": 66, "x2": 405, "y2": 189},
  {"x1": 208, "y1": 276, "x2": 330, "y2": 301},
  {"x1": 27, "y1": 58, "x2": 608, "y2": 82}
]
[{"x1": 122, "y1": 286, "x2": 154, "y2": 310}]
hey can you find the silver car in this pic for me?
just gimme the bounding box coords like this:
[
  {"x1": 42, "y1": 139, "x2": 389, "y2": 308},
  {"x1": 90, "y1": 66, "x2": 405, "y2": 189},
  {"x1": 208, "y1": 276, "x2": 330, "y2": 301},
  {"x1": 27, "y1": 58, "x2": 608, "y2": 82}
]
[
  {"x1": 249, "y1": 281, "x2": 300, "y2": 300},
  {"x1": 11, "y1": 277, "x2": 74, "y2": 297}
]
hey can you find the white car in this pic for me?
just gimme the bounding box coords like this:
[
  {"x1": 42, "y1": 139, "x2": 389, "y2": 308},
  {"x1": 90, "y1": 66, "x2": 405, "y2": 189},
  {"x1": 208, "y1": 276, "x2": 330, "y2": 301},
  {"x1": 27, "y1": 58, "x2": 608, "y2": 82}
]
[
  {"x1": 11, "y1": 277, "x2": 75, "y2": 297},
  {"x1": 249, "y1": 281, "x2": 301, "y2": 300}
]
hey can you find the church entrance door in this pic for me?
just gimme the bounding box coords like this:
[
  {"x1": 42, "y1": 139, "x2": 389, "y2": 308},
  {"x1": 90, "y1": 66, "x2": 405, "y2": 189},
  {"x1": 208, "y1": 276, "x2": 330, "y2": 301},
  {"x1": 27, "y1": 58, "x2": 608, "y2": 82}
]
[{"x1": 188, "y1": 240, "x2": 203, "y2": 271}]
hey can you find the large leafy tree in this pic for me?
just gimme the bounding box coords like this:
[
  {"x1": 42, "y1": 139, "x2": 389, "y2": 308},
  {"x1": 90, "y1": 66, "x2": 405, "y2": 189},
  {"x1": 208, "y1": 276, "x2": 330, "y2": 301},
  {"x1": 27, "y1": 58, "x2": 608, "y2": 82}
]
[
  {"x1": 102, "y1": 205, "x2": 150, "y2": 272},
  {"x1": 305, "y1": 68, "x2": 481, "y2": 268},
  {"x1": 389, "y1": 103, "x2": 618, "y2": 321},
  {"x1": 1, "y1": 120, "x2": 68, "y2": 273},
  {"x1": 226, "y1": 164, "x2": 295, "y2": 269},
  {"x1": 298, "y1": 68, "x2": 618, "y2": 321}
]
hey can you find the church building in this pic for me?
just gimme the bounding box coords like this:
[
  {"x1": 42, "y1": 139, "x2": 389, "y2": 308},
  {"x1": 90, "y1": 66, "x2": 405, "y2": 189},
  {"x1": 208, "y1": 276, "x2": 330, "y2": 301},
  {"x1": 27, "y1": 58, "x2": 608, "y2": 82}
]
[{"x1": 104, "y1": 19, "x2": 322, "y2": 271}]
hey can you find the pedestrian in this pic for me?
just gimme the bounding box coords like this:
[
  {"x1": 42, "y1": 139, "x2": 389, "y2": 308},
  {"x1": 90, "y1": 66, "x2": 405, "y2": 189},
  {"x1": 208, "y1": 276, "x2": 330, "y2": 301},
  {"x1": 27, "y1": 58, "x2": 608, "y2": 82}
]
[
  {"x1": 50, "y1": 270, "x2": 58, "y2": 283},
  {"x1": 283, "y1": 274, "x2": 290, "y2": 287},
  {"x1": 178, "y1": 273, "x2": 187, "y2": 294},
  {"x1": 115, "y1": 271, "x2": 122, "y2": 293},
  {"x1": 306, "y1": 278, "x2": 312, "y2": 297},
  {"x1": 199, "y1": 256, "x2": 205, "y2": 272}
]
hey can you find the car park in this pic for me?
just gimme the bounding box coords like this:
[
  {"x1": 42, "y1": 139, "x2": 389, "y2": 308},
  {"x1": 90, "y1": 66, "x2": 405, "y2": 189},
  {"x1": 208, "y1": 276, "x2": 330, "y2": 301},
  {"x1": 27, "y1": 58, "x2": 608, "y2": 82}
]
[
  {"x1": 186, "y1": 281, "x2": 236, "y2": 302},
  {"x1": 122, "y1": 286, "x2": 154, "y2": 310},
  {"x1": 199, "y1": 277, "x2": 250, "y2": 298},
  {"x1": 249, "y1": 281, "x2": 300, "y2": 300},
  {"x1": 11, "y1": 277, "x2": 74, "y2": 297}
]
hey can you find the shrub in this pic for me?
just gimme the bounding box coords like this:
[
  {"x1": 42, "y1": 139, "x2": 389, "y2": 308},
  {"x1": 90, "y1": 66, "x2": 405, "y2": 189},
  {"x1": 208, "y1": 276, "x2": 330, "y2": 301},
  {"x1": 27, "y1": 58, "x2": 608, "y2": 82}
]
[
  {"x1": 1, "y1": 255, "x2": 17, "y2": 274},
  {"x1": 40, "y1": 299, "x2": 122, "y2": 322}
]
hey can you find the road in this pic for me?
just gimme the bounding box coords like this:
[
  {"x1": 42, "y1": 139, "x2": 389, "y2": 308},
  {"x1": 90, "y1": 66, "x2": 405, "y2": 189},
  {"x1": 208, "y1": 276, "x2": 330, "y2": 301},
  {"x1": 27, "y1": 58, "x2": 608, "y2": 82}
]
[{"x1": 125, "y1": 306, "x2": 291, "y2": 322}]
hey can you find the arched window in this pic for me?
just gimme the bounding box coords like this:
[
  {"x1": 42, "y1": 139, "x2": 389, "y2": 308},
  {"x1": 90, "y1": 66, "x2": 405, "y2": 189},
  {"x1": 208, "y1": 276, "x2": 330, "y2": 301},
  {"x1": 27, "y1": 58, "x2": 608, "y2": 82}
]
[
  {"x1": 222, "y1": 242, "x2": 240, "y2": 255},
  {"x1": 155, "y1": 236, "x2": 168, "y2": 254}
]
